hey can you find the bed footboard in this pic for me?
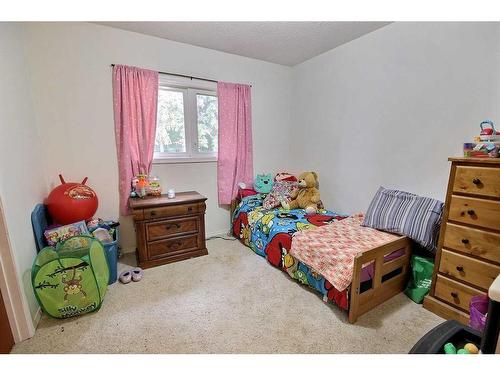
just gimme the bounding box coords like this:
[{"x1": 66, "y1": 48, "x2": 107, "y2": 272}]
[{"x1": 348, "y1": 236, "x2": 412, "y2": 323}]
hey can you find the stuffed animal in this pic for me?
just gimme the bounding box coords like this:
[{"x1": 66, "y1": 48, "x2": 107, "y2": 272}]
[
  {"x1": 282, "y1": 171, "x2": 320, "y2": 214},
  {"x1": 274, "y1": 172, "x2": 298, "y2": 183},
  {"x1": 254, "y1": 173, "x2": 273, "y2": 194}
]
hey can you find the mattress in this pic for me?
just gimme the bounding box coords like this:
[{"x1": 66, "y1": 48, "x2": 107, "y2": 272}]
[{"x1": 232, "y1": 195, "x2": 405, "y2": 311}]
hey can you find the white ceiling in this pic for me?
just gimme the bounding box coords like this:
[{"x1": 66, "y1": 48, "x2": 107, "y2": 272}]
[{"x1": 95, "y1": 22, "x2": 390, "y2": 66}]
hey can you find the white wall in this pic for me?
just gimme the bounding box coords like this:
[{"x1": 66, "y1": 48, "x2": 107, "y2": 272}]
[
  {"x1": 22, "y1": 22, "x2": 293, "y2": 251},
  {"x1": 0, "y1": 23, "x2": 48, "y2": 326},
  {"x1": 14, "y1": 22, "x2": 500, "y2": 254},
  {"x1": 291, "y1": 22, "x2": 500, "y2": 214}
]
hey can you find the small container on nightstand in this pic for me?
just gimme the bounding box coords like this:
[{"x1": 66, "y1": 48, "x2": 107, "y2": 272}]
[{"x1": 129, "y1": 191, "x2": 208, "y2": 269}]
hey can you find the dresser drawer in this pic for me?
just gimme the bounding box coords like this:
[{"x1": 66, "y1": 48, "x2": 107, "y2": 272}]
[
  {"x1": 144, "y1": 202, "x2": 204, "y2": 220},
  {"x1": 439, "y1": 249, "x2": 500, "y2": 290},
  {"x1": 448, "y1": 195, "x2": 500, "y2": 231},
  {"x1": 453, "y1": 166, "x2": 500, "y2": 198},
  {"x1": 146, "y1": 217, "x2": 199, "y2": 241},
  {"x1": 147, "y1": 234, "x2": 200, "y2": 259},
  {"x1": 434, "y1": 275, "x2": 485, "y2": 312},
  {"x1": 443, "y1": 223, "x2": 500, "y2": 263}
]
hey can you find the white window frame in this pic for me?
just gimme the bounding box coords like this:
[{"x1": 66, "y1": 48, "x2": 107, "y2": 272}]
[{"x1": 153, "y1": 75, "x2": 218, "y2": 164}]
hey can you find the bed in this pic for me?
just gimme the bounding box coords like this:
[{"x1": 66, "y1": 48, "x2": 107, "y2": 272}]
[{"x1": 231, "y1": 194, "x2": 412, "y2": 323}]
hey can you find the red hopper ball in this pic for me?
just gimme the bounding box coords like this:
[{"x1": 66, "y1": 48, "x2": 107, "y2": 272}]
[{"x1": 45, "y1": 174, "x2": 98, "y2": 225}]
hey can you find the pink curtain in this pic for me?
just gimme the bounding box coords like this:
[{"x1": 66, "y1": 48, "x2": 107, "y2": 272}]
[
  {"x1": 112, "y1": 65, "x2": 159, "y2": 215},
  {"x1": 217, "y1": 82, "x2": 253, "y2": 205}
]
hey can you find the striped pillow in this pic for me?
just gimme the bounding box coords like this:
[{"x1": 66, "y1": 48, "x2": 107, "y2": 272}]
[{"x1": 362, "y1": 187, "x2": 444, "y2": 253}]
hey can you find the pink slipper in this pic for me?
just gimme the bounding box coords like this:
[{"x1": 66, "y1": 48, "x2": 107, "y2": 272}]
[
  {"x1": 119, "y1": 270, "x2": 132, "y2": 284},
  {"x1": 131, "y1": 267, "x2": 144, "y2": 282}
]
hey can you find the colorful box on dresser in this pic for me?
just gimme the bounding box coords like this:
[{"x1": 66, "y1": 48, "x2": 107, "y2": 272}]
[{"x1": 424, "y1": 157, "x2": 500, "y2": 324}]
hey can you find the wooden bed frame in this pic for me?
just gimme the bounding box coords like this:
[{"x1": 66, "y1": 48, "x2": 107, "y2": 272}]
[
  {"x1": 230, "y1": 199, "x2": 412, "y2": 323},
  {"x1": 348, "y1": 236, "x2": 412, "y2": 323}
]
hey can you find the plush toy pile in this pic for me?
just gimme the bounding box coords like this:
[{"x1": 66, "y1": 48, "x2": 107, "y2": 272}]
[{"x1": 238, "y1": 171, "x2": 322, "y2": 214}]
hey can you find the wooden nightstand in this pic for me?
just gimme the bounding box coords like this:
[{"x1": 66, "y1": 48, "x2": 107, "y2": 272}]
[{"x1": 129, "y1": 191, "x2": 208, "y2": 269}]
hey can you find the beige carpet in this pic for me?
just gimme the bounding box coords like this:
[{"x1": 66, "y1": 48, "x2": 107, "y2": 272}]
[{"x1": 12, "y1": 238, "x2": 443, "y2": 354}]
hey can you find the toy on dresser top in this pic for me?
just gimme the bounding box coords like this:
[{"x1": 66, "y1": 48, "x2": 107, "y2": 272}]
[
  {"x1": 130, "y1": 174, "x2": 162, "y2": 198},
  {"x1": 464, "y1": 120, "x2": 500, "y2": 158}
]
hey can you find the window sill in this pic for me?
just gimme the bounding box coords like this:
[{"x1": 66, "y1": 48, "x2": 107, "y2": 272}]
[{"x1": 153, "y1": 157, "x2": 218, "y2": 165}]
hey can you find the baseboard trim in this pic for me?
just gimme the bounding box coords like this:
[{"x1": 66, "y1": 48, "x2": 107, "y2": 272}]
[
  {"x1": 120, "y1": 246, "x2": 136, "y2": 254},
  {"x1": 33, "y1": 306, "x2": 42, "y2": 327},
  {"x1": 206, "y1": 229, "x2": 231, "y2": 239}
]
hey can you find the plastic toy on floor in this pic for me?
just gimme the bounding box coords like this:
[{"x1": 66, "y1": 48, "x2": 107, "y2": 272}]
[
  {"x1": 443, "y1": 342, "x2": 479, "y2": 354},
  {"x1": 410, "y1": 275, "x2": 500, "y2": 354}
]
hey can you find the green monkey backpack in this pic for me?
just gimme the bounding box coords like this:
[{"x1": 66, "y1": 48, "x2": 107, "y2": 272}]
[{"x1": 32, "y1": 236, "x2": 109, "y2": 319}]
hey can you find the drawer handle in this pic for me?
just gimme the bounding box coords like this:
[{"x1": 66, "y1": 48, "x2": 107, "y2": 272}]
[
  {"x1": 169, "y1": 241, "x2": 182, "y2": 249},
  {"x1": 450, "y1": 292, "x2": 459, "y2": 298},
  {"x1": 467, "y1": 209, "x2": 475, "y2": 216},
  {"x1": 461, "y1": 238, "x2": 469, "y2": 244},
  {"x1": 456, "y1": 265, "x2": 464, "y2": 272},
  {"x1": 166, "y1": 223, "x2": 180, "y2": 230},
  {"x1": 187, "y1": 207, "x2": 193, "y2": 212},
  {"x1": 472, "y1": 178, "x2": 481, "y2": 185},
  {"x1": 150, "y1": 211, "x2": 157, "y2": 217}
]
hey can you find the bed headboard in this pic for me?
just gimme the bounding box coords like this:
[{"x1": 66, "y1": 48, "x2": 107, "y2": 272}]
[{"x1": 230, "y1": 198, "x2": 240, "y2": 218}]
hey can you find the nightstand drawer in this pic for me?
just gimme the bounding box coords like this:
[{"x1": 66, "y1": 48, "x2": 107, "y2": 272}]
[
  {"x1": 439, "y1": 249, "x2": 500, "y2": 290},
  {"x1": 434, "y1": 275, "x2": 485, "y2": 312},
  {"x1": 144, "y1": 202, "x2": 204, "y2": 220},
  {"x1": 443, "y1": 223, "x2": 500, "y2": 263},
  {"x1": 146, "y1": 217, "x2": 199, "y2": 241},
  {"x1": 453, "y1": 166, "x2": 500, "y2": 198},
  {"x1": 448, "y1": 195, "x2": 500, "y2": 231},
  {"x1": 147, "y1": 234, "x2": 200, "y2": 259}
]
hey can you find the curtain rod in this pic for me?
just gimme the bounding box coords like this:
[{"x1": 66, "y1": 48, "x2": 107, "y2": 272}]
[
  {"x1": 111, "y1": 64, "x2": 251, "y2": 87},
  {"x1": 111, "y1": 64, "x2": 217, "y2": 83}
]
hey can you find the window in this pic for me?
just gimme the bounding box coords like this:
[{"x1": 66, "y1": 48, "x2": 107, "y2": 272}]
[{"x1": 154, "y1": 76, "x2": 218, "y2": 163}]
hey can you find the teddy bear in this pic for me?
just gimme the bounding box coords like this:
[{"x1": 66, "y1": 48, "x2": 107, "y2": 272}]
[{"x1": 281, "y1": 171, "x2": 320, "y2": 214}]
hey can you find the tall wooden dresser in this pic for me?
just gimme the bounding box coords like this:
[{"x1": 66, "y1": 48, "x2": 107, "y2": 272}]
[
  {"x1": 129, "y1": 191, "x2": 208, "y2": 269},
  {"x1": 424, "y1": 158, "x2": 500, "y2": 324}
]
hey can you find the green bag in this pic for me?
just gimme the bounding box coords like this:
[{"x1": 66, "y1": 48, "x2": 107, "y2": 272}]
[
  {"x1": 32, "y1": 236, "x2": 109, "y2": 319},
  {"x1": 404, "y1": 255, "x2": 434, "y2": 304}
]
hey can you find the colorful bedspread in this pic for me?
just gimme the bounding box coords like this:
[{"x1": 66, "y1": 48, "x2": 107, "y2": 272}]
[
  {"x1": 291, "y1": 213, "x2": 400, "y2": 292},
  {"x1": 232, "y1": 194, "x2": 350, "y2": 310}
]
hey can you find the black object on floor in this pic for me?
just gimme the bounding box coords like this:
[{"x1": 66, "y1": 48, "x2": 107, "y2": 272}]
[{"x1": 409, "y1": 320, "x2": 482, "y2": 354}]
